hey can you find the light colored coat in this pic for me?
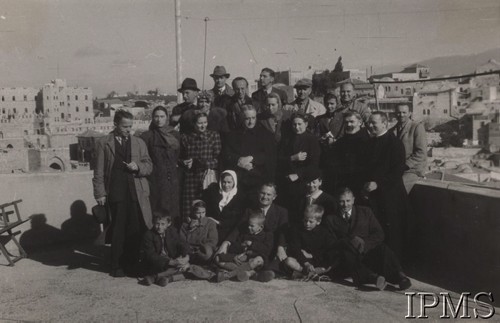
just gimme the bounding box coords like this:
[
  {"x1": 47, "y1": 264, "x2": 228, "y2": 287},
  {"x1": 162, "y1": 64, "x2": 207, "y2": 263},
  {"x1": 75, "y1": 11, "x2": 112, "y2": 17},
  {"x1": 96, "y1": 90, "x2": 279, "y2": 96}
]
[
  {"x1": 288, "y1": 98, "x2": 326, "y2": 117},
  {"x1": 391, "y1": 119, "x2": 427, "y2": 177},
  {"x1": 92, "y1": 134, "x2": 154, "y2": 228}
]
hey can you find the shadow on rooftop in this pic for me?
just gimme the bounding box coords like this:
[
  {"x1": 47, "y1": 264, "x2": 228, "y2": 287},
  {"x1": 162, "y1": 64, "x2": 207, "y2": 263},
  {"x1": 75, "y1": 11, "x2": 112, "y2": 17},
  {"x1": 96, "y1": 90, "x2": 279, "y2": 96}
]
[{"x1": 17, "y1": 201, "x2": 108, "y2": 274}]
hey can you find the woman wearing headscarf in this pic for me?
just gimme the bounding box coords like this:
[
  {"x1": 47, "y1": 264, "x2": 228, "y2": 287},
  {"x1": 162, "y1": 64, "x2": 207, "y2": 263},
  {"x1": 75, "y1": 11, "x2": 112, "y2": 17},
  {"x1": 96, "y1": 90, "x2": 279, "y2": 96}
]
[
  {"x1": 203, "y1": 170, "x2": 246, "y2": 244},
  {"x1": 140, "y1": 106, "x2": 181, "y2": 220},
  {"x1": 180, "y1": 112, "x2": 222, "y2": 219}
]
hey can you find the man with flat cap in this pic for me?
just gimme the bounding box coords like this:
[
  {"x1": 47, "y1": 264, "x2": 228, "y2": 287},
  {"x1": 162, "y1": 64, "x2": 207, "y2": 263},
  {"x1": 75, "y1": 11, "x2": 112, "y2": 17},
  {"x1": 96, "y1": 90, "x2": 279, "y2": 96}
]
[
  {"x1": 170, "y1": 78, "x2": 200, "y2": 129},
  {"x1": 208, "y1": 66, "x2": 234, "y2": 109},
  {"x1": 252, "y1": 67, "x2": 289, "y2": 114},
  {"x1": 289, "y1": 78, "x2": 326, "y2": 118}
]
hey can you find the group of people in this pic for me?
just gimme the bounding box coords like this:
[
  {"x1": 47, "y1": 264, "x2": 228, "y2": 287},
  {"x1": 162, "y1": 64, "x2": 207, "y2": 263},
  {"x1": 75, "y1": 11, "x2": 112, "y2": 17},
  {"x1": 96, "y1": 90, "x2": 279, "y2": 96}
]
[{"x1": 92, "y1": 65, "x2": 427, "y2": 291}]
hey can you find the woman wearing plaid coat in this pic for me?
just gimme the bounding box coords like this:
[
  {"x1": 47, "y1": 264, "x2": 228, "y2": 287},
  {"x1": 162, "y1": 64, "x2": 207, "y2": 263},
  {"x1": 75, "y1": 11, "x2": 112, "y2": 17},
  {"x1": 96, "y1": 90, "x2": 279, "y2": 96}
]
[{"x1": 180, "y1": 112, "x2": 222, "y2": 218}]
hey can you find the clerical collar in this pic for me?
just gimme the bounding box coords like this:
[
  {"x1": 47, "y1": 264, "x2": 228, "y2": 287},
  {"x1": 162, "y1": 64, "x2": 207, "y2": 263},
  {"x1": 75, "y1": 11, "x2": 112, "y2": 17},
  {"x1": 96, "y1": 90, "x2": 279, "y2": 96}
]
[{"x1": 372, "y1": 130, "x2": 388, "y2": 138}]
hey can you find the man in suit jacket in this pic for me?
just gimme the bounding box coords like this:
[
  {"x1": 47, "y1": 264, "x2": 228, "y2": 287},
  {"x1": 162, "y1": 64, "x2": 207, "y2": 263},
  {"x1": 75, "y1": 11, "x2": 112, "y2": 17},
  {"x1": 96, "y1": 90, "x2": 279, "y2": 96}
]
[
  {"x1": 324, "y1": 188, "x2": 411, "y2": 290},
  {"x1": 363, "y1": 111, "x2": 409, "y2": 259},
  {"x1": 207, "y1": 66, "x2": 234, "y2": 109},
  {"x1": 390, "y1": 104, "x2": 427, "y2": 193},
  {"x1": 93, "y1": 110, "x2": 153, "y2": 277},
  {"x1": 225, "y1": 77, "x2": 253, "y2": 131},
  {"x1": 252, "y1": 67, "x2": 289, "y2": 113},
  {"x1": 217, "y1": 183, "x2": 289, "y2": 261}
]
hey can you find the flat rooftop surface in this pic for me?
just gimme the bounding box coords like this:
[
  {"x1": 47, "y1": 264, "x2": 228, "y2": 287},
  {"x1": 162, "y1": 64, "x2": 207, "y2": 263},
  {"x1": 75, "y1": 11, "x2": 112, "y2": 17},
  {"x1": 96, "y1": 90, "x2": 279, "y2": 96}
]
[{"x1": 1, "y1": 246, "x2": 498, "y2": 322}]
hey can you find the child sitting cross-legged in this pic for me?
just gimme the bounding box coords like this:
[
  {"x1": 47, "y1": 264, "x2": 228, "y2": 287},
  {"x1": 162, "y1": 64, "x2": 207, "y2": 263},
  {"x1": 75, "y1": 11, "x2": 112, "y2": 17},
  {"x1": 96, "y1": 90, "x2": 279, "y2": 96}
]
[
  {"x1": 214, "y1": 211, "x2": 274, "y2": 282},
  {"x1": 283, "y1": 204, "x2": 336, "y2": 280},
  {"x1": 180, "y1": 200, "x2": 218, "y2": 265},
  {"x1": 139, "y1": 214, "x2": 190, "y2": 287}
]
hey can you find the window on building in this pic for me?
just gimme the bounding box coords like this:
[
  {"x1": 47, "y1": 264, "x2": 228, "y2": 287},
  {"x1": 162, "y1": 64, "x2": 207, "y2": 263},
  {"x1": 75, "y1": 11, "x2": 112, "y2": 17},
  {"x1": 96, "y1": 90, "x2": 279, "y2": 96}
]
[
  {"x1": 76, "y1": 107, "x2": 79, "y2": 112},
  {"x1": 25, "y1": 108, "x2": 28, "y2": 113},
  {"x1": 13, "y1": 108, "x2": 17, "y2": 114},
  {"x1": 12, "y1": 96, "x2": 15, "y2": 101},
  {"x1": 423, "y1": 109, "x2": 426, "y2": 115},
  {"x1": 85, "y1": 95, "x2": 88, "y2": 100},
  {"x1": 67, "y1": 95, "x2": 70, "y2": 101},
  {"x1": 61, "y1": 113, "x2": 64, "y2": 119},
  {"x1": 23, "y1": 95, "x2": 27, "y2": 101},
  {"x1": 401, "y1": 89, "x2": 404, "y2": 94},
  {"x1": 1, "y1": 96, "x2": 4, "y2": 101},
  {"x1": 75, "y1": 95, "x2": 78, "y2": 100},
  {"x1": 427, "y1": 109, "x2": 430, "y2": 115},
  {"x1": 85, "y1": 106, "x2": 89, "y2": 112},
  {"x1": 2, "y1": 108, "x2": 4, "y2": 114},
  {"x1": 444, "y1": 109, "x2": 448, "y2": 114}
]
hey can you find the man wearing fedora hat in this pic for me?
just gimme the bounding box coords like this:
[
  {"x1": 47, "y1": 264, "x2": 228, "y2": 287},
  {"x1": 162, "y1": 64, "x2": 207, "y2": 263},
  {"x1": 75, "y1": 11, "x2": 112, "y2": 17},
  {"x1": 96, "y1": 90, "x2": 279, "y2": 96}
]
[
  {"x1": 208, "y1": 66, "x2": 234, "y2": 109},
  {"x1": 170, "y1": 78, "x2": 200, "y2": 128},
  {"x1": 289, "y1": 78, "x2": 326, "y2": 118}
]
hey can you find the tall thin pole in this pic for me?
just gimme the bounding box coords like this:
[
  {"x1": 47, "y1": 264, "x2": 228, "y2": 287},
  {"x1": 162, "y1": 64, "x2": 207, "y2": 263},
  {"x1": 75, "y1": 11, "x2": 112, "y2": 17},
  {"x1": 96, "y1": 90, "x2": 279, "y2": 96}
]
[
  {"x1": 175, "y1": 0, "x2": 183, "y2": 103},
  {"x1": 202, "y1": 17, "x2": 209, "y2": 90}
]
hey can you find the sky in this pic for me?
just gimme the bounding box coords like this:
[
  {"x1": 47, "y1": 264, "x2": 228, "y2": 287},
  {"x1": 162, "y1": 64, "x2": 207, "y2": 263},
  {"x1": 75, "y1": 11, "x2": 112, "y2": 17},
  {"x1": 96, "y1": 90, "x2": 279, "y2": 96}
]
[{"x1": 0, "y1": 0, "x2": 499, "y2": 97}]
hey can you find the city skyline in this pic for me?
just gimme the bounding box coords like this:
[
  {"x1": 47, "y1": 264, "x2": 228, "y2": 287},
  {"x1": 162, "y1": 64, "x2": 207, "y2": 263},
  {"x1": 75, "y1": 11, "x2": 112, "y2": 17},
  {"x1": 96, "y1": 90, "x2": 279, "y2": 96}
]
[{"x1": 0, "y1": 0, "x2": 499, "y2": 97}]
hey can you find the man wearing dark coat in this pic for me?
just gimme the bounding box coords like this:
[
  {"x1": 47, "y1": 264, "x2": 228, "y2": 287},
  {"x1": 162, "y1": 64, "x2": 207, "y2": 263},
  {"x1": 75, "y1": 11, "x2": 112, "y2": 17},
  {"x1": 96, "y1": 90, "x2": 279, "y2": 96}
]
[
  {"x1": 222, "y1": 105, "x2": 277, "y2": 194},
  {"x1": 362, "y1": 111, "x2": 409, "y2": 259},
  {"x1": 93, "y1": 110, "x2": 153, "y2": 277},
  {"x1": 323, "y1": 188, "x2": 411, "y2": 290},
  {"x1": 207, "y1": 65, "x2": 234, "y2": 109},
  {"x1": 251, "y1": 67, "x2": 288, "y2": 113},
  {"x1": 170, "y1": 78, "x2": 199, "y2": 129},
  {"x1": 225, "y1": 76, "x2": 253, "y2": 131},
  {"x1": 327, "y1": 111, "x2": 370, "y2": 196}
]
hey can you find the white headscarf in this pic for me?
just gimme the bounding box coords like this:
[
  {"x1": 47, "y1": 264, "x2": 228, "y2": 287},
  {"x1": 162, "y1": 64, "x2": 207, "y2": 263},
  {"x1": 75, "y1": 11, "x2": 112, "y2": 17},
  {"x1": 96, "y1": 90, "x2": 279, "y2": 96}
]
[{"x1": 219, "y1": 170, "x2": 238, "y2": 211}]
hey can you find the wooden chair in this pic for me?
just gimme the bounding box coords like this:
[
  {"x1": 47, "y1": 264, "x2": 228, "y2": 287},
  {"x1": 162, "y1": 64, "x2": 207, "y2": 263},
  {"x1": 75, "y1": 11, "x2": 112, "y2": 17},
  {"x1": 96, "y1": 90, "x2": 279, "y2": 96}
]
[{"x1": 0, "y1": 199, "x2": 30, "y2": 266}]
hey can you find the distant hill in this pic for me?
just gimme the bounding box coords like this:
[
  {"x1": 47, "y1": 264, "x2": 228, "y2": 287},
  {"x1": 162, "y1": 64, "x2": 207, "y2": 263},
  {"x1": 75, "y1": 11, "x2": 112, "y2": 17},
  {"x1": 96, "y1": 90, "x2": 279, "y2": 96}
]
[{"x1": 374, "y1": 47, "x2": 500, "y2": 78}]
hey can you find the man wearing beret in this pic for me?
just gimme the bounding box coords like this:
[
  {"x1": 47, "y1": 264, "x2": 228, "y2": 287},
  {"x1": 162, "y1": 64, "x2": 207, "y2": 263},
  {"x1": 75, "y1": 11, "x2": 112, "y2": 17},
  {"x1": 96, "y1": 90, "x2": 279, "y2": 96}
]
[{"x1": 208, "y1": 66, "x2": 234, "y2": 109}]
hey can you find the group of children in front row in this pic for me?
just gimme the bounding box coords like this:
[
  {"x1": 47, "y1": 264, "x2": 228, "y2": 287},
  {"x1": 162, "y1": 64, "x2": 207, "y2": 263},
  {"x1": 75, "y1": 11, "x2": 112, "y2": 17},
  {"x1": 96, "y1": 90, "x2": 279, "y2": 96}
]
[{"x1": 139, "y1": 183, "x2": 411, "y2": 291}]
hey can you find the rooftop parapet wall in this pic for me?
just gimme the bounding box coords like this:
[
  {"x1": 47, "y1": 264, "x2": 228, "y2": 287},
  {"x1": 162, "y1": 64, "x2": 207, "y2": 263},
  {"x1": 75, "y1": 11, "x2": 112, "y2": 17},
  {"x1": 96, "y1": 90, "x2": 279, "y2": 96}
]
[{"x1": 409, "y1": 179, "x2": 500, "y2": 298}]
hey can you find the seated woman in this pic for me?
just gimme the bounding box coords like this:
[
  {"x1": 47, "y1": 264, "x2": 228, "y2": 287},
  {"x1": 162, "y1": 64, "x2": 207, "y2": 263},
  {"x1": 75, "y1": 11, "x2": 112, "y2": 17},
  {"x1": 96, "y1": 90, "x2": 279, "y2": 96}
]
[{"x1": 203, "y1": 170, "x2": 247, "y2": 244}]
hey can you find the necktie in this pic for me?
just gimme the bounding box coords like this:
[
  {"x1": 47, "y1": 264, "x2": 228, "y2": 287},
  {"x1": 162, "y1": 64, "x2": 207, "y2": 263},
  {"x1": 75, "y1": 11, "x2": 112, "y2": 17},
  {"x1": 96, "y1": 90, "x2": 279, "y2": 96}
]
[
  {"x1": 307, "y1": 196, "x2": 314, "y2": 205},
  {"x1": 160, "y1": 234, "x2": 167, "y2": 256}
]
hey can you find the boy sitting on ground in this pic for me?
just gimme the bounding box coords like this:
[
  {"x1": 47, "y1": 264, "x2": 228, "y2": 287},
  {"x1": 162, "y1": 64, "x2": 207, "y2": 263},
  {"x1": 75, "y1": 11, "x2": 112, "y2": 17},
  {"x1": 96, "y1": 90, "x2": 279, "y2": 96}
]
[
  {"x1": 214, "y1": 211, "x2": 274, "y2": 282},
  {"x1": 283, "y1": 204, "x2": 336, "y2": 280},
  {"x1": 140, "y1": 214, "x2": 190, "y2": 287}
]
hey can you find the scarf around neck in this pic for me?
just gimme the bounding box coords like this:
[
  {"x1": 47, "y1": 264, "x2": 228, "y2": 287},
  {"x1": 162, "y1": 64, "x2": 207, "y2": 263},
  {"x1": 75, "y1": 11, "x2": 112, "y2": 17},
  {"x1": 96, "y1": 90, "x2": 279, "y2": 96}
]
[
  {"x1": 219, "y1": 170, "x2": 238, "y2": 211},
  {"x1": 149, "y1": 122, "x2": 180, "y2": 150}
]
